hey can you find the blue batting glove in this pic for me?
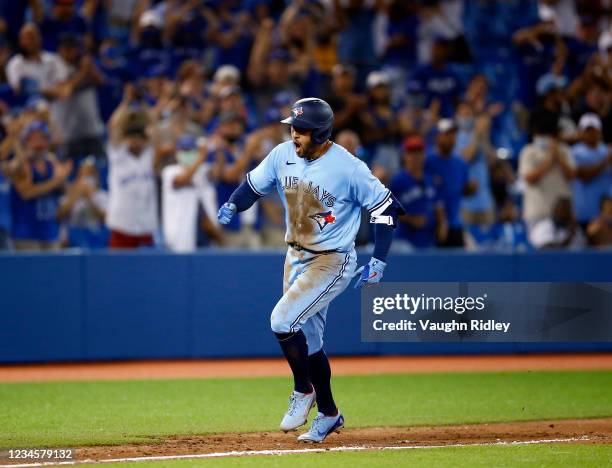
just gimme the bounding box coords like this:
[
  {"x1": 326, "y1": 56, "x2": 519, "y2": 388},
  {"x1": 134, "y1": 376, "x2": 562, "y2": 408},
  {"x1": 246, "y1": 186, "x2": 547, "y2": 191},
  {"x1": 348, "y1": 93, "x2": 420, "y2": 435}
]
[
  {"x1": 217, "y1": 202, "x2": 237, "y2": 225},
  {"x1": 353, "y1": 257, "x2": 386, "y2": 289}
]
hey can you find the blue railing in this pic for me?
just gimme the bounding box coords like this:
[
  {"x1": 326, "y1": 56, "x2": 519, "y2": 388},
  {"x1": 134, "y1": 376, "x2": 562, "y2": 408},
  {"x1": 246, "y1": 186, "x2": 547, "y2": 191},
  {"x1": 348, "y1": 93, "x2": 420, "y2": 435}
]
[{"x1": 0, "y1": 249, "x2": 610, "y2": 363}]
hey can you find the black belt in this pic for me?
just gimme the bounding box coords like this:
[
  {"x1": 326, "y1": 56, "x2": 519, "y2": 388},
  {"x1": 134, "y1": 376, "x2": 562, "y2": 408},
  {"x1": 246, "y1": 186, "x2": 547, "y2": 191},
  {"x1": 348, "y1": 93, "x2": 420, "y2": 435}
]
[{"x1": 288, "y1": 242, "x2": 340, "y2": 255}]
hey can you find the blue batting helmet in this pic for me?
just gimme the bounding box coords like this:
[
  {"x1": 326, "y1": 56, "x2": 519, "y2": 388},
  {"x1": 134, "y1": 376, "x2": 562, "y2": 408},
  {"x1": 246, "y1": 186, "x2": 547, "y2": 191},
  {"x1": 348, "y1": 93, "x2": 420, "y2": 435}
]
[{"x1": 281, "y1": 98, "x2": 334, "y2": 144}]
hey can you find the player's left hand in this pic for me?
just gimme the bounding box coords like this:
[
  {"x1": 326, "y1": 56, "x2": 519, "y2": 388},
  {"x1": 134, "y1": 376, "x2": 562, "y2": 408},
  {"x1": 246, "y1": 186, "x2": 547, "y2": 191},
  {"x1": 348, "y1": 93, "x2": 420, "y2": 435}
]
[
  {"x1": 353, "y1": 257, "x2": 386, "y2": 289},
  {"x1": 217, "y1": 202, "x2": 237, "y2": 225}
]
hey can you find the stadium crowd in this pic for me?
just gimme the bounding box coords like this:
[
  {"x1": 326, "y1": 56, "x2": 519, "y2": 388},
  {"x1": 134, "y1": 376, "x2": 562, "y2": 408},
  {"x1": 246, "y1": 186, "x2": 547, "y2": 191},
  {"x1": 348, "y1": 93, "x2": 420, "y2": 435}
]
[{"x1": 0, "y1": 0, "x2": 611, "y2": 252}]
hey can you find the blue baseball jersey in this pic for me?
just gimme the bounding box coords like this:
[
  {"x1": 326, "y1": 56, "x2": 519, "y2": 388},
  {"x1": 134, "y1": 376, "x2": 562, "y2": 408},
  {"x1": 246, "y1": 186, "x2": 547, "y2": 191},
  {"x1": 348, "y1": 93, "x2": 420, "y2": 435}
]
[
  {"x1": 571, "y1": 142, "x2": 612, "y2": 223},
  {"x1": 10, "y1": 159, "x2": 60, "y2": 242},
  {"x1": 425, "y1": 151, "x2": 469, "y2": 229},
  {"x1": 390, "y1": 170, "x2": 439, "y2": 248},
  {"x1": 247, "y1": 141, "x2": 390, "y2": 252}
]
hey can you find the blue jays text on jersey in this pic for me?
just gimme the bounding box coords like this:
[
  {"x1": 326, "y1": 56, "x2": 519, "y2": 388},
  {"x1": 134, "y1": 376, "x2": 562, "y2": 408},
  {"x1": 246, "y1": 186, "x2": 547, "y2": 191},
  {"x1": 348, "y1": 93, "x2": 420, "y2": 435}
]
[
  {"x1": 246, "y1": 141, "x2": 391, "y2": 252},
  {"x1": 282, "y1": 177, "x2": 337, "y2": 207}
]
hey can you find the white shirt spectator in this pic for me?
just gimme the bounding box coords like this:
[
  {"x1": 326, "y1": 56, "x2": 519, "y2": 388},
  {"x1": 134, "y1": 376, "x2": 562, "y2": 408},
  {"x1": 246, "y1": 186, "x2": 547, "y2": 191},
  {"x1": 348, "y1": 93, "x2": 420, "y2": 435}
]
[
  {"x1": 161, "y1": 163, "x2": 217, "y2": 252},
  {"x1": 106, "y1": 143, "x2": 158, "y2": 235},
  {"x1": 6, "y1": 51, "x2": 63, "y2": 93},
  {"x1": 529, "y1": 218, "x2": 586, "y2": 249},
  {"x1": 519, "y1": 143, "x2": 575, "y2": 225}
]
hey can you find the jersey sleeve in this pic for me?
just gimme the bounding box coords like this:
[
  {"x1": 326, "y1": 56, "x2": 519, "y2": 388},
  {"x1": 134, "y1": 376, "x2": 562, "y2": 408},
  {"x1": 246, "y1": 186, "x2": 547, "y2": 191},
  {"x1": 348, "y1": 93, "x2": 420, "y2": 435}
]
[
  {"x1": 349, "y1": 160, "x2": 391, "y2": 212},
  {"x1": 245, "y1": 145, "x2": 280, "y2": 196}
]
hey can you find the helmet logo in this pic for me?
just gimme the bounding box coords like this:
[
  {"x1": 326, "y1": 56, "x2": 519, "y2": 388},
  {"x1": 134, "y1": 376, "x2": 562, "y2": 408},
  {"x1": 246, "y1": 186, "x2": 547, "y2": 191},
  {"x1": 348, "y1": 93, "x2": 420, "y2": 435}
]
[{"x1": 293, "y1": 107, "x2": 304, "y2": 117}]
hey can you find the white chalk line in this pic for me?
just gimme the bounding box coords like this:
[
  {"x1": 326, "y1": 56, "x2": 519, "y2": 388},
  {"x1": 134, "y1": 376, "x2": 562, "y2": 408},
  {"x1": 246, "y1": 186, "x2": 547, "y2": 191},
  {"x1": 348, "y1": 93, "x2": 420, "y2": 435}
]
[{"x1": 0, "y1": 436, "x2": 596, "y2": 468}]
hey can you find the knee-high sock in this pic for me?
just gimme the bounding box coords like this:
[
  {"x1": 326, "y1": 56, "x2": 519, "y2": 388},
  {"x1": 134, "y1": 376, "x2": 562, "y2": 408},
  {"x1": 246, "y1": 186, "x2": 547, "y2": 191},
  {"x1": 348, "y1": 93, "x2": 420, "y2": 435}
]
[
  {"x1": 308, "y1": 349, "x2": 337, "y2": 416},
  {"x1": 275, "y1": 330, "x2": 312, "y2": 394}
]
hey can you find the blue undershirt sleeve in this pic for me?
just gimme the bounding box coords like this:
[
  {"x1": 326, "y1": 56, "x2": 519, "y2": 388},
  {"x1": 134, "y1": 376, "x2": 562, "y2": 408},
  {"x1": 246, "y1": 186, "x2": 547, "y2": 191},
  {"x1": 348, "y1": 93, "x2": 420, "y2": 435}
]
[
  {"x1": 228, "y1": 180, "x2": 261, "y2": 212},
  {"x1": 372, "y1": 223, "x2": 394, "y2": 262}
]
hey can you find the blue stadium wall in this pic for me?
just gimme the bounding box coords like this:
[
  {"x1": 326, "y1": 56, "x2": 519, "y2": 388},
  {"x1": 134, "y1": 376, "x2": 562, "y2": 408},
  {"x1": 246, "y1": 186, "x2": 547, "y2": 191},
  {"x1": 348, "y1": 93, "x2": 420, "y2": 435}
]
[{"x1": 0, "y1": 250, "x2": 611, "y2": 363}]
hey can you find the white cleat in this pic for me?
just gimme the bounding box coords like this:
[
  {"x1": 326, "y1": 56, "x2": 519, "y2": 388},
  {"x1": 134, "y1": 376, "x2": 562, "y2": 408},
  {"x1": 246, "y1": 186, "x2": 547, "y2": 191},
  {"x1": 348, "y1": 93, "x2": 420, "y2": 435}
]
[
  {"x1": 297, "y1": 412, "x2": 345, "y2": 443},
  {"x1": 279, "y1": 390, "x2": 316, "y2": 432}
]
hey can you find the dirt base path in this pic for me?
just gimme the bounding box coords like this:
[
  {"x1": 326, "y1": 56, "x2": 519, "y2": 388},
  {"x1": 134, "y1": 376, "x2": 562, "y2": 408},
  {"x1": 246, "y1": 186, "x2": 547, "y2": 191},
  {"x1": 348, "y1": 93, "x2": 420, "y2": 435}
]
[
  {"x1": 67, "y1": 417, "x2": 612, "y2": 463},
  {"x1": 1, "y1": 418, "x2": 610, "y2": 466},
  {"x1": 1, "y1": 353, "x2": 612, "y2": 383}
]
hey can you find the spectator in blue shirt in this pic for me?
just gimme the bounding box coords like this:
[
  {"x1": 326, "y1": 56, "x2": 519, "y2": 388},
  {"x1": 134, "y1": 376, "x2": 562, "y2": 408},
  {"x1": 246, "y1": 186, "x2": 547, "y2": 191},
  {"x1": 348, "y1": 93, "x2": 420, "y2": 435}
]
[
  {"x1": 511, "y1": 8, "x2": 563, "y2": 108},
  {"x1": 381, "y1": 1, "x2": 418, "y2": 69},
  {"x1": 334, "y1": 0, "x2": 377, "y2": 80},
  {"x1": 9, "y1": 120, "x2": 72, "y2": 250},
  {"x1": 407, "y1": 38, "x2": 461, "y2": 118},
  {"x1": 454, "y1": 101, "x2": 496, "y2": 226},
  {"x1": 391, "y1": 136, "x2": 446, "y2": 249},
  {"x1": 363, "y1": 71, "x2": 401, "y2": 184},
  {"x1": 571, "y1": 113, "x2": 612, "y2": 228},
  {"x1": 39, "y1": 0, "x2": 89, "y2": 52},
  {"x1": 425, "y1": 119, "x2": 477, "y2": 247},
  {"x1": 462, "y1": 74, "x2": 506, "y2": 148},
  {"x1": 212, "y1": 6, "x2": 254, "y2": 72},
  {"x1": 564, "y1": 15, "x2": 598, "y2": 82},
  {"x1": 56, "y1": 156, "x2": 108, "y2": 248},
  {"x1": 207, "y1": 111, "x2": 260, "y2": 248},
  {"x1": 96, "y1": 38, "x2": 134, "y2": 122},
  {"x1": 129, "y1": 10, "x2": 171, "y2": 76},
  {"x1": 377, "y1": 1, "x2": 418, "y2": 102},
  {"x1": 97, "y1": 38, "x2": 133, "y2": 83}
]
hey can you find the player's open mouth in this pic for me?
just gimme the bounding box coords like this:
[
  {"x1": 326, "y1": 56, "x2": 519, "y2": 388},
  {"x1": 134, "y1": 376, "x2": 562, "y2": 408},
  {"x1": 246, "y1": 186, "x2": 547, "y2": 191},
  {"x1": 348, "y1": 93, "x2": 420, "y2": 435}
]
[{"x1": 293, "y1": 142, "x2": 302, "y2": 153}]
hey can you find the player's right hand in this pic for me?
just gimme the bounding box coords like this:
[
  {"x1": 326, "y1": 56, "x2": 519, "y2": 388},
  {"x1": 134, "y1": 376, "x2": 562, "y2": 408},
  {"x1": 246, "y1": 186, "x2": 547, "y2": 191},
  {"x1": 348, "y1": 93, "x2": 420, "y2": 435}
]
[
  {"x1": 353, "y1": 257, "x2": 386, "y2": 289},
  {"x1": 217, "y1": 202, "x2": 237, "y2": 225}
]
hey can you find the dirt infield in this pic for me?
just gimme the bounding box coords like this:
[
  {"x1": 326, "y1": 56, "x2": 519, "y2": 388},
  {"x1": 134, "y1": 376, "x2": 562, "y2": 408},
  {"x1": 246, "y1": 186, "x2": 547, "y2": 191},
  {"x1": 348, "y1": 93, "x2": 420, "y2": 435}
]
[
  {"x1": 64, "y1": 417, "x2": 612, "y2": 463},
  {"x1": 1, "y1": 353, "x2": 612, "y2": 383},
  {"x1": 2, "y1": 419, "x2": 611, "y2": 466}
]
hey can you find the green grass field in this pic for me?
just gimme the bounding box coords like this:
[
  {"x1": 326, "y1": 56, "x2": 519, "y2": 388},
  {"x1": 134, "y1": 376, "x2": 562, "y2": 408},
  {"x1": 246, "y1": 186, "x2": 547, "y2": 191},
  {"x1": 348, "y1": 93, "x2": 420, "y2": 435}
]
[{"x1": 1, "y1": 370, "x2": 611, "y2": 466}]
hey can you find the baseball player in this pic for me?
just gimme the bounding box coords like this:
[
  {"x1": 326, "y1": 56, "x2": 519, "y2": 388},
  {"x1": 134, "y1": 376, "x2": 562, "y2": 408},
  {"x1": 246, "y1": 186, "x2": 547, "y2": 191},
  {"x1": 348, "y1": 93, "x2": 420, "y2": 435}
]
[{"x1": 218, "y1": 98, "x2": 403, "y2": 442}]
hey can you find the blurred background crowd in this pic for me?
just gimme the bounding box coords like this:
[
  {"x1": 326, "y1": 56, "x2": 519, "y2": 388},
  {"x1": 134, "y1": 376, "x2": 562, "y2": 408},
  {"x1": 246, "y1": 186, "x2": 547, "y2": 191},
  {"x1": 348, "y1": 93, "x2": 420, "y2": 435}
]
[{"x1": 0, "y1": 0, "x2": 611, "y2": 253}]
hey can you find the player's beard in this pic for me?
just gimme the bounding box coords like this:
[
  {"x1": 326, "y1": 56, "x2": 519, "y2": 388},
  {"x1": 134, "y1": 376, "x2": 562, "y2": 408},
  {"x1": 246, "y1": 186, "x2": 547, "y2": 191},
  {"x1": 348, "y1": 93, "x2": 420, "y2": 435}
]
[{"x1": 296, "y1": 140, "x2": 315, "y2": 159}]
